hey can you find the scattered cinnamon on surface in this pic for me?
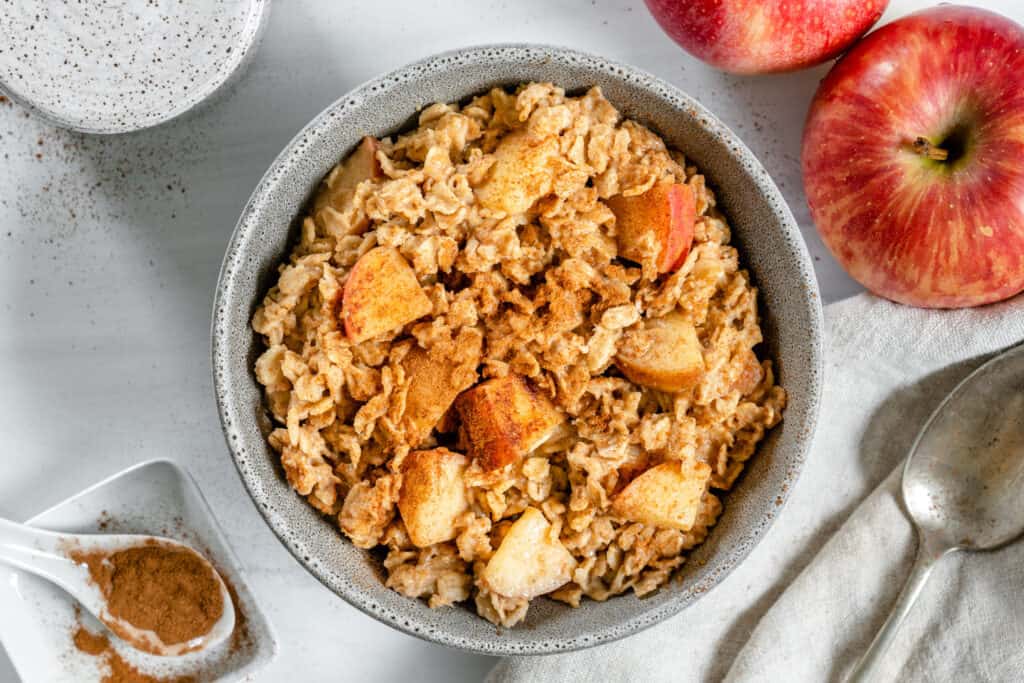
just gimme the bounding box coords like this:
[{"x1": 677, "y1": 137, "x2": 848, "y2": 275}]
[
  {"x1": 69, "y1": 541, "x2": 224, "y2": 653},
  {"x1": 72, "y1": 624, "x2": 196, "y2": 683}
]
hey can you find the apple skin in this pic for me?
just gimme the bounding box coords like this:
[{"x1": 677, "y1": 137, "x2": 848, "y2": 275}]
[
  {"x1": 663, "y1": 184, "x2": 696, "y2": 272},
  {"x1": 644, "y1": 0, "x2": 888, "y2": 74},
  {"x1": 802, "y1": 6, "x2": 1024, "y2": 308},
  {"x1": 608, "y1": 183, "x2": 695, "y2": 273}
]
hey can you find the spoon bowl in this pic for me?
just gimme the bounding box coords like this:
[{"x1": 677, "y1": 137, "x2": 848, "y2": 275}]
[
  {"x1": 850, "y1": 343, "x2": 1024, "y2": 681},
  {"x1": 0, "y1": 518, "x2": 235, "y2": 657},
  {"x1": 903, "y1": 352, "x2": 1024, "y2": 551}
]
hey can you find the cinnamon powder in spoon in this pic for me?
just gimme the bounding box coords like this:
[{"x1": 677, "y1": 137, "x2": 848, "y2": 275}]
[{"x1": 70, "y1": 541, "x2": 224, "y2": 653}]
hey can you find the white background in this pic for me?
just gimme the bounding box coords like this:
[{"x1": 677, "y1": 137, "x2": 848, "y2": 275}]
[{"x1": 0, "y1": 1, "x2": 1017, "y2": 681}]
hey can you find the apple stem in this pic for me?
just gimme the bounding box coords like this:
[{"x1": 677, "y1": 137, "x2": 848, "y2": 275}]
[{"x1": 911, "y1": 137, "x2": 949, "y2": 161}]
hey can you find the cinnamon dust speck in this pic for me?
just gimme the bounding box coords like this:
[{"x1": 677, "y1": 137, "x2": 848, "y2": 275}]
[
  {"x1": 73, "y1": 626, "x2": 110, "y2": 657},
  {"x1": 97, "y1": 510, "x2": 113, "y2": 531}
]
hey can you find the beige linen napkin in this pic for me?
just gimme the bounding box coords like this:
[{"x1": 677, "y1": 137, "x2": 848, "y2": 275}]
[{"x1": 489, "y1": 293, "x2": 1024, "y2": 683}]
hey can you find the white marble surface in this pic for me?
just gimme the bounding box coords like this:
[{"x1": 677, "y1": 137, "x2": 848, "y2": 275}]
[{"x1": 0, "y1": 1, "x2": 1016, "y2": 681}]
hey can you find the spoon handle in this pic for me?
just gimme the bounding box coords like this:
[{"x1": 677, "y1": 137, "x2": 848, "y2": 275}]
[
  {"x1": 0, "y1": 517, "x2": 79, "y2": 585},
  {"x1": 847, "y1": 534, "x2": 951, "y2": 683}
]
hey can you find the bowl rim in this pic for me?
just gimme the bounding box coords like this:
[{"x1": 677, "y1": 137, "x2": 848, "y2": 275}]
[
  {"x1": 212, "y1": 42, "x2": 824, "y2": 655},
  {"x1": 0, "y1": 0, "x2": 270, "y2": 135}
]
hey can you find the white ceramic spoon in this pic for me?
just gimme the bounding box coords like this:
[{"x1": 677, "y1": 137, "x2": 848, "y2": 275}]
[{"x1": 0, "y1": 517, "x2": 235, "y2": 656}]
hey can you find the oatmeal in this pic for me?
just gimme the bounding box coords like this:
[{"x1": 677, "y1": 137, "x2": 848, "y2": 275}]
[{"x1": 252, "y1": 83, "x2": 786, "y2": 627}]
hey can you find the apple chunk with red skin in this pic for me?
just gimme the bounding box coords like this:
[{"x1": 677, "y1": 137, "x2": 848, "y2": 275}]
[
  {"x1": 802, "y1": 6, "x2": 1024, "y2": 308},
  {"x1": 644, "y1": 0, "x2": 888, "y2": 74},
  {"x1": 608, "y1": 182, "x2": 695, "y2": 274},
  {"x1": 341, "y1": 246, "x2": 432, "y2": 343}
]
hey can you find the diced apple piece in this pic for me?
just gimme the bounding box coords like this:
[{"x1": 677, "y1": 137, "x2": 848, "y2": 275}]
[
  {"x1": 436, "y1": 405, "x2": 459, "y2": 434},
  {"x1": 476, "y1": 132, "x2": 559, "y2": 215},
  {"x1": 732, "y1": 348, "x2": 764, "y2": 395},
  {"x1": 400, "y1": 346, "x2": 480, "y2": 446},
  {"x1": 313, "y1": 137, "x2": 383, "y2": 236},
  {"x1": 335, "y1": 136, "x2": 382, "y2": 192},
  {"x1": 397, "y1": 448, "x2": 469, "y2": 547},
  {"x1": 611, "y1": 459, "x2": 712, "y2": 531},
  {"x1": 314, "y1": 137, "x2": 383, "y2": 213},
  {"x1": 341, "y1": 247, "x2": 432, "y2": 344},
  {"x1": 608, "y1": 183, "x2": 695, "y2": 273},
  {"x1": 481, "y1": 507, "x2": 576, "y2": 599},
  {"x1": 456, "y1": 374, "x2": 564, "y2": 471},
  {"x1": 615, "y1": 311, "x2": 705, "y2": 392}
]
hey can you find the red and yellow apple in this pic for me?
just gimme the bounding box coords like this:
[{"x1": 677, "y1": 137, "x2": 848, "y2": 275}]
[
  {"x1": 608, "y1": 182, "x2": 695, "y2": 273},
  {"x1": 644, "y1": 0, "x2": 888, "y2": 74},
  {"x1": 802, "y1": 6, "x2": 1024, "y2": 308}
]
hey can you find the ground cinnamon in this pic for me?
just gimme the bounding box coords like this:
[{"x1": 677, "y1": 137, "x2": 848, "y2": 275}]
[
  {"x1": 73, "y1": 625, "x2": 109, "y2": 656},
  {"x1": 70, "y1": 541, "x2": 224, "y2": 653},
  {"x1": 69, "y1": 563, "x2": 251, "y2": 682},
  {"x1": 72, "y1": 624, "x2": 196, "y2": 683}
]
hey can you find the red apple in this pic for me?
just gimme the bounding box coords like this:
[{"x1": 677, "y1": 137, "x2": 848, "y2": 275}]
[
  {"x1": 608, "y1": 183, "x2": 695, "y2": 273},
  {"x1": 644, "y1": 0, "x2": 887, "y2": 74},
  {"x1": 802, "y1": 6, "x2": 1024, "y2": 308}
]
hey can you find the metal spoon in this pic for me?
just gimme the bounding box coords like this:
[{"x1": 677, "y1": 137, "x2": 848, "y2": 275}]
[
  {"x1": 848, "y1": 343, "x2": 1024, "y2": 682},
  {"x1": 0, "y1": 518, "x2": 235, "y2": 656}
]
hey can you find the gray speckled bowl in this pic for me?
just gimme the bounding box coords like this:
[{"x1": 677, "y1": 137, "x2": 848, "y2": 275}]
[{"x1": 212, "y1": 45, "x2": 823, "y2": 656}]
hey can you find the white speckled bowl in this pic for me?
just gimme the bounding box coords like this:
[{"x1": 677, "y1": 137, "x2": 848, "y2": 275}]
[
  {"x1": 0, "y1": 0, "x2": 270, "y2": 134},
  {"x1": 212, "y1": 45, "x2": 823, "y2": 655}
]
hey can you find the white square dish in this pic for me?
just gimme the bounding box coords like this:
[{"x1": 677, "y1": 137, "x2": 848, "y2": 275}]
[{"x1": 0, "y1": 459, "x2": 277, "y2": 682}]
